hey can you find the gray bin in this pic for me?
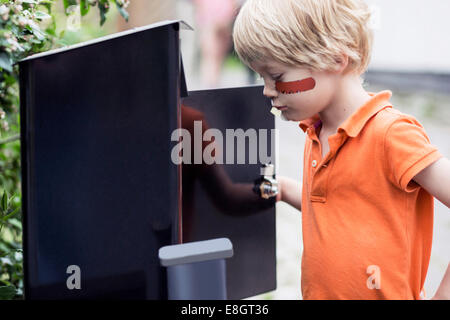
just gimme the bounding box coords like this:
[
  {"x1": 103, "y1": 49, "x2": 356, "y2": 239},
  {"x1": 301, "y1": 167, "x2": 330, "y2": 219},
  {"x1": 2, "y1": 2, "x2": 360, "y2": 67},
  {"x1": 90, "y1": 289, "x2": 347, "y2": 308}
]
[{"x1": 159, "y1": 238, "x2": 233, "y2": 300}]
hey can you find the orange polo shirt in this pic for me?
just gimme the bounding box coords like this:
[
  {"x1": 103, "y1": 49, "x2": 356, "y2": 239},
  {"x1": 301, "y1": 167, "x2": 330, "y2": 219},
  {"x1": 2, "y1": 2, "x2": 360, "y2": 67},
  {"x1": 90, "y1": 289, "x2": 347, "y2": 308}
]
[{"x1": 299, "y1": 90, "x2": 443, "y2": 300}]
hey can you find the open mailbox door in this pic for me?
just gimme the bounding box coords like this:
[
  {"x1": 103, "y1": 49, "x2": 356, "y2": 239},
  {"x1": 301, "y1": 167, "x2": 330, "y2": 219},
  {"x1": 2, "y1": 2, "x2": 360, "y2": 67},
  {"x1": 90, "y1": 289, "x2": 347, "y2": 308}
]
[
  {"x1": 18, "y1": 20, "x2": 276, "y2": 299},
  {"x1": 181, "y1": 87, "x2": 277, "y2": 299}
]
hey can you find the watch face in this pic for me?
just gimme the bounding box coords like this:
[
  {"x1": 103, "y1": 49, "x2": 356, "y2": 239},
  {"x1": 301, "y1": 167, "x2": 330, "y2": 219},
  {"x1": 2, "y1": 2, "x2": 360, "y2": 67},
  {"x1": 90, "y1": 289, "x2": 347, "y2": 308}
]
[
  {"x1": 260, "y1": 181, "x2": 273, "y2": 199},
  {"x1": 181, "y1": 86, "x2": 276, "y2": 299}
]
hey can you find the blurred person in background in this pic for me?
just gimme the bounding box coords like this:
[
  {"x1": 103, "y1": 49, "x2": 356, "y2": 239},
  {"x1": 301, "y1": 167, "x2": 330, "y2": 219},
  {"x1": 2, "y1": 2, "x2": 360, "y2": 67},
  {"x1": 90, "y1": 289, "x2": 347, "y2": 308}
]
[{"x1": 192, "y1": 0, "x2": 241, "y2": 88}]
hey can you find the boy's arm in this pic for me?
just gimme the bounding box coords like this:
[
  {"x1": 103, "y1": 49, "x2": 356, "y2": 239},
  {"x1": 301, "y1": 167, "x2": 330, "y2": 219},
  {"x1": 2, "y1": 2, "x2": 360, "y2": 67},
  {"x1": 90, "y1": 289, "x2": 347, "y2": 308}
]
[
  {"x1": 413, "y1": 157, "x2": 450, "y2": 208},
  {"x1": 413, "y1": 157, "x2": 450, "y2": 300},
  {"x1": 277, "y1": 176, "x2": 302, "y2": 212}
]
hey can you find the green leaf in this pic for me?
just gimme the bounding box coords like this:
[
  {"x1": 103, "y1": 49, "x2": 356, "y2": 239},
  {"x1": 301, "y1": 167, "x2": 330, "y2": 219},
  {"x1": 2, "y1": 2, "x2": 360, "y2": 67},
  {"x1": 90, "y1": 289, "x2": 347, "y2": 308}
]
[
  {"x1": 7, "y1": 218, "x2": 22, "y2": 229},
  {"x1": 44, "y1": 17, "x2": 57, "y2": 36},
  {"x1": 2, "y1": 206, "x2": 20, "y2": 222},
  {"x1": 3, "y1": 73, "x2": 16, "y2": 86},
  {"x1": 34, "y1": 11, "x2": 51, "y2": 20},
  {"x1": 0, "y1": 286, "x2": 16, "y2": 300},
  {"x1": 0, "y1": 52, "x2": 12, "y2": 73},
  {"x1": 29, "y1": 24, "x2": 46, "y2": 41},
  {"x1": 8, "y1": 193, "x2": 17, "y2": 204},
  {"x1": 63, "y1": 0, "x2": 77, "y2": 13},
  {"x1": 115, "y1": 2, "x2": 129, "y2": 22},
  {"x1": 80, "y1": 0, "x2": 90, "y2": 16},
  {"x1": 98, "y1": 2, "x2": 109, "y2": 26},
  {"x1": 1, "y1": 190, "x2": 8, "y2": 212}
]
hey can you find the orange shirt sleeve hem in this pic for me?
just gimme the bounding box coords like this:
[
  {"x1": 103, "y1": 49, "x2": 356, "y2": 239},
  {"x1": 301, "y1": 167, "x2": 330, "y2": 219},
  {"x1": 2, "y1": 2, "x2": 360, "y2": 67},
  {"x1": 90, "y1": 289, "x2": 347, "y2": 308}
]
[{"x1": 400, "y1": 149, "x2": 443, "y2": 192}]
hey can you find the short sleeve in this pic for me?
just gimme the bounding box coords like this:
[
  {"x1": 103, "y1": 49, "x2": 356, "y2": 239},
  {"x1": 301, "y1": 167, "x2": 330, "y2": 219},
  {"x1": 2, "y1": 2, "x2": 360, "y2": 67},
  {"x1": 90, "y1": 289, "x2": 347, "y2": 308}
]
[{"x1": 384, "y1": 116, "x2": 443, "y2": 192}]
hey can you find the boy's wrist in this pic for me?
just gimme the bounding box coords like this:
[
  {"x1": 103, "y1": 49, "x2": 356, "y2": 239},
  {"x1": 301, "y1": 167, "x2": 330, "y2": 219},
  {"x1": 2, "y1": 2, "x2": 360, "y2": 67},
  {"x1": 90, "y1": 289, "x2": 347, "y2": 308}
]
[{"x1": 276, "y1": 176, "x2": 283, "y2": 202}]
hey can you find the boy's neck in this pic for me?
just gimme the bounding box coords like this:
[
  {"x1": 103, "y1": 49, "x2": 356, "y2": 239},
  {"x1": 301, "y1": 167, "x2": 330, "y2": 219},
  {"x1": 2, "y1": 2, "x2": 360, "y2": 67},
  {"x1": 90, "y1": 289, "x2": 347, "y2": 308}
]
[{"x1": 318, "y1": 75, "x2": 372, "y2": 135}]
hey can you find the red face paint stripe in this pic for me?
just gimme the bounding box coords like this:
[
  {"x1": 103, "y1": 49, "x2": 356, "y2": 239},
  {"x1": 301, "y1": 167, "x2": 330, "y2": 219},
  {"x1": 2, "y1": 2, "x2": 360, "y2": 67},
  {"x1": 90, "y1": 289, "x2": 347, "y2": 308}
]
[{"x1": 275, "y1": 77, "x2": 316, "y2": 94}]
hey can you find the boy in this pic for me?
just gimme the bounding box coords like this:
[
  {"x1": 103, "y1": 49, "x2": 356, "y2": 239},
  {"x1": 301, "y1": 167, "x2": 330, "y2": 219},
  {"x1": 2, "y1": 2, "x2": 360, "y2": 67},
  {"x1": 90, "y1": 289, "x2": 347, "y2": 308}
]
[{"x1": 233, "y1": 0, "x2": 450, "y2": 299}]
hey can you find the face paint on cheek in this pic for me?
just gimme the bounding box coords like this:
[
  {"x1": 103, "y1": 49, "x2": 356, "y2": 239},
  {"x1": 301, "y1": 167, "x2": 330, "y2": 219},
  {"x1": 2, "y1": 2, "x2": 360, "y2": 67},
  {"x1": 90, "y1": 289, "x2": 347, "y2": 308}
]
[{"x1": 275, "y1": 77, "x2": 316, "y2": 94}]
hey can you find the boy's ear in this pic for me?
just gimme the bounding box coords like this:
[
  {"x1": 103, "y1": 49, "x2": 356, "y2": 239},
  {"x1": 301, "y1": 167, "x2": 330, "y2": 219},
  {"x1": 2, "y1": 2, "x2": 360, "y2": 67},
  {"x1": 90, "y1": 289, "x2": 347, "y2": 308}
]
[{"x1": 334, "y1": 53, "x2": 349, "y2": 74}]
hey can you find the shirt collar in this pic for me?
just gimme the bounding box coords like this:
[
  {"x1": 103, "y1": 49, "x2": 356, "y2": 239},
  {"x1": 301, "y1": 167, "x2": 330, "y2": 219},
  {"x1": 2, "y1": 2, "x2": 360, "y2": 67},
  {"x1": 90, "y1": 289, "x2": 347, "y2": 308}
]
[{"x1": 299, "y1": 90, "x2": 393, "y2": 137}]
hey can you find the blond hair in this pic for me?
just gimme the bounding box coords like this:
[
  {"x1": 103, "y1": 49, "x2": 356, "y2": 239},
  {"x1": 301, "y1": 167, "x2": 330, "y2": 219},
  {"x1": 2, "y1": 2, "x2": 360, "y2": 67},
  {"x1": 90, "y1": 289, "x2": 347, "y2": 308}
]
[{"x1": 233, "y1": 0, "x2": 374, "y2": 75}]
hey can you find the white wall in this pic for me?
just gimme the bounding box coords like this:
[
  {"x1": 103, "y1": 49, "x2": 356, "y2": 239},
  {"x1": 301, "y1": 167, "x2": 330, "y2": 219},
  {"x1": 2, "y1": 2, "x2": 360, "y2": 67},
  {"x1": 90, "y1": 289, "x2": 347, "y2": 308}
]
[{"x1": 366, "y1": 0, "x2": 450, "y2": 73}]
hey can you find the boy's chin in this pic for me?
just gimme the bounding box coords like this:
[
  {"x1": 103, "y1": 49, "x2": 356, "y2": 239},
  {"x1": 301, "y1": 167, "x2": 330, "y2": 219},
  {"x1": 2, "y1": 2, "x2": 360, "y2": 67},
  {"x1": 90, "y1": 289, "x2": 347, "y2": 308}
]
[{"x1": 280, "y1": 112, "x2": 301, "y2": 122}]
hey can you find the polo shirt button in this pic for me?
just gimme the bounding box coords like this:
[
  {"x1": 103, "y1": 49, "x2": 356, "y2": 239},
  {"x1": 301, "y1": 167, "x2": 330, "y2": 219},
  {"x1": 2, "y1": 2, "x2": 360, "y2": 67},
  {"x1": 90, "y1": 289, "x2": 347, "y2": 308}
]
[{"x1": 312, "y1": 160, "x2": 317, "y2": 167}]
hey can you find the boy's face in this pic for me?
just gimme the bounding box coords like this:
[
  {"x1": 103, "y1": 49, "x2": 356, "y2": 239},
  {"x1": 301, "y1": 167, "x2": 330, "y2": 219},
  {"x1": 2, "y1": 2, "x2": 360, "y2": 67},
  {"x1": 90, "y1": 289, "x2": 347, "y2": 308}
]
[{"x1": 250, "y1": 59, "x2": 339, "y2": 121}]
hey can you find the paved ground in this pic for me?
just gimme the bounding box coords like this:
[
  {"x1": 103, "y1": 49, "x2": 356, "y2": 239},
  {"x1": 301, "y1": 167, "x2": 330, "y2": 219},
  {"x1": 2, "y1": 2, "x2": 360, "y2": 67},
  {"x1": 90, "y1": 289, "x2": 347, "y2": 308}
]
[{"x1": 186, "y1": 65, "x2": 450, "y2": 300}]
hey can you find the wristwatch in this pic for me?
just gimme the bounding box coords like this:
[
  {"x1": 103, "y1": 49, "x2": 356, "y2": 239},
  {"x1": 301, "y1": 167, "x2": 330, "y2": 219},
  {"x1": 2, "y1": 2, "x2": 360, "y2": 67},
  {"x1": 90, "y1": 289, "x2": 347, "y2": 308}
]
[{"x1": 253, "y1": 163, "x2": 279, "y2": 199}]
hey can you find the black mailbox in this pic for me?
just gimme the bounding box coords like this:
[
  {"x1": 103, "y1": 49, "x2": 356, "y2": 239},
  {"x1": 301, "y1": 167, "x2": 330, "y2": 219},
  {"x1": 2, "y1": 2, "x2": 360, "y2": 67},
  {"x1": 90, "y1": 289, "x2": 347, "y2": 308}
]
[{"x1": 18, "y1": 20, "x2": 276, "y2": 300}]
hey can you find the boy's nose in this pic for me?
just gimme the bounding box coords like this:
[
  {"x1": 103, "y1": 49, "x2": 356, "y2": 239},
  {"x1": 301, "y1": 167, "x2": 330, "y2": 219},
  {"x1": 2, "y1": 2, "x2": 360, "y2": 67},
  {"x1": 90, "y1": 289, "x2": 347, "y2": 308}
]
[{"x1": 263, "y1": 85, "x2": 278, "y2": 99}]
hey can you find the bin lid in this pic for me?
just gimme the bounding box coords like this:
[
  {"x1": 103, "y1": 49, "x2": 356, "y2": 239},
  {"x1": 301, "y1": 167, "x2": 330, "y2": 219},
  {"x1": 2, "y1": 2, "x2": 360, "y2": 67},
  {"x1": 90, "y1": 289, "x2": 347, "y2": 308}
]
[
  {"x1": 18, "y1": 19, "x2": 193, "y2": 64},
  {"x1": 159, "y1": 238, "x2": 233, "y2": 267}
]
